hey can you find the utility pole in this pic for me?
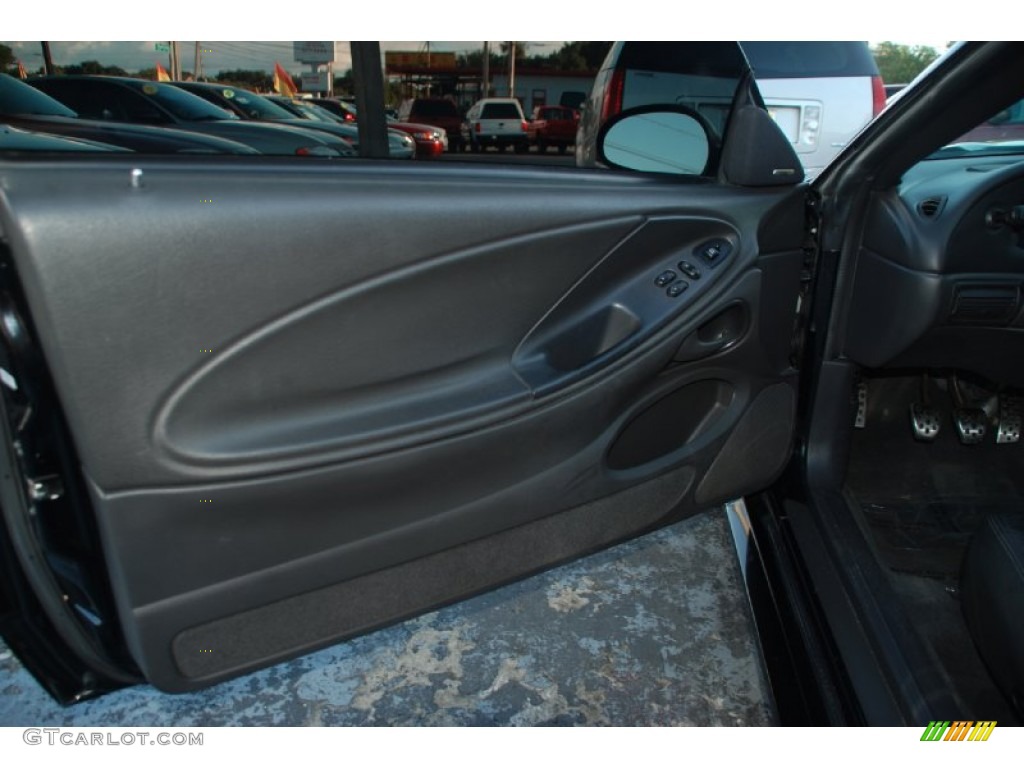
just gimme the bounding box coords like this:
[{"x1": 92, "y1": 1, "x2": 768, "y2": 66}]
[
  {"x1": 350, "y1": 42, "x2": 389, "y2": 159},
  {"x1": 170, "y1": 41, "x2": 180, "y2": 80},
  {"x1": 508, "y1": 42, "x2": 516, "y2": 98},
  {"x1": 194, "y1": 42, "x2": 201, "y2": 81},
  {"x1": 482, "y1": 41, "x2": 489, "y2": 99},
  {"x1": 40, "y1": 42, "x2": 54, "y2": 75}
]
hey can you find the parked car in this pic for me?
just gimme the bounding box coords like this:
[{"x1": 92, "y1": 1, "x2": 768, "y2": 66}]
[
  {"x1": 308, "y1": 97, "x2": 358, "y2": 123},
  {"x1": 268, "y1": 99, "x2": 420, "y2": 160},
  {"x1": 299, "y1": 97, "x2": 446, "y2": 158},
  {"x1": 398, "y1": 97, "x2": 465, "y2": 152},
  {"x1": 173, "y1": 82, "x2": 414, "y2": 160},
  {"x1": 527, "y1": 105, "x2": 579, "y2": 153},
  {"x1": 387, "y1": 119, "x2": 446, "y2": 158},
  {"x1": 0, "y1": 74, "x2": 260, "y2": 155},
  {"x1": 28, "y1": 76, "x2": 350, "y2": 157},
  {"x1": 559, "y1": 91, "x2": 588, "y2": 111},
  {"x1": 2, "y1": 43, "x2": 1023, "y2": 730},
  {"x1": 462, "y1": 97, "x2": 529, "y2": 153},
  {"x1": 577, "y1": 41, "x2": 885, "y2": 177},
  {"x1": 884, "y1": 83, "x2": 908, "y2": 101},
  {"x1": 0, "y1": 122, "x2": 130, "y2": 153}
]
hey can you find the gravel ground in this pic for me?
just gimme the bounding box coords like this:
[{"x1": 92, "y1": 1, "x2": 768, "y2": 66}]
[{"x1": 0, "y1": 508, "x2": 774, "y2": 726}]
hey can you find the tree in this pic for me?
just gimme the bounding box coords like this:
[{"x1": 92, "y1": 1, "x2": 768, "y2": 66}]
[
  {"x1": 457, "y1": 48, "x2": 502, "y2": 70},
  {"x1": 0, "y1": 43, "x2": 15, "y2": 74},
  {"x1": 499, "y1": 42, "x2": 527, "y2": 59},
  {"x1": 552, "y1": 42, "x2": 611, "y2": 71},
  {"x1": 334, "y1": 68, "x2": 355, "y2": 95},
  {"x1": 871, "y1": 42, "x2": 940, "y2": 85},
  {"x1": 63, "y1": 60, "x2": 128, "y2": 76},
  {"x1": 455, "y1": 42, "x2": 611, "y2": 74},
  {"x1": 214, "y1": 69, "x2": 273, "y2": 92}
]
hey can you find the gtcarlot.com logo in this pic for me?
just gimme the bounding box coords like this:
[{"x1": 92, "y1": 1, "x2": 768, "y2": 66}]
[
  {"x1": 23, "y1": 729, "x2": 203, "y2": 747},
  {"x1": 920, "y1": 721, "x2": 997, "y2": 742}
]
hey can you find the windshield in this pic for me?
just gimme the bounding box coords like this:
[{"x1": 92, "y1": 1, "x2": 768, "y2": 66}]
[
  {"x1": 930, "y1": 96, "x2": 1024, "y2": 159},
  {"x1": 127, "y1": 82, "x2": 237, "y2": 121},
  {"x1": 304, "y1": 103, "x2": 346, "y2": 123},
  {"x1": 0, "y1": 74, "x2": 77, "y2": 118},
  {"x1": 212, "y1": 87, "x2": 296, "y2": 120},
  {"x1": 279, "y1": 100, "x2": 340, "y2": 123},
  {"x1": 481, "y1": 103, "x2": 522, "y2": 120}
]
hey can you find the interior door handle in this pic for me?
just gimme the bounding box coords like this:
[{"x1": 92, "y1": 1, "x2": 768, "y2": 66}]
[{"x1": 673, "y1": 303, "x2": 749, "y2": 363}]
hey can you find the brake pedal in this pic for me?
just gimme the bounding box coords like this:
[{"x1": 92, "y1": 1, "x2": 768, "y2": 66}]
[
  {"x1": 996, "y1": 395, "x2": 1022, "y2": 444},
  {"x1": 910, "y1": 402, "x2": 941, "y2": 441},
  {"x1": 954, "y1": 408, "x2": 988, "y2": 445}
]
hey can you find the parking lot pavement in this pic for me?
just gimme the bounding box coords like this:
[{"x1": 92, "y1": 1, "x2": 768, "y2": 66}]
[{"x1": 0, "y1": 508, "x2": 774, "y2": 726}]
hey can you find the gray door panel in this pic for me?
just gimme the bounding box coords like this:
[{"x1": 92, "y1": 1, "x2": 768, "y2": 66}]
[{"x1": 0, "y1": 159, "x2": 804, "y2": 691}]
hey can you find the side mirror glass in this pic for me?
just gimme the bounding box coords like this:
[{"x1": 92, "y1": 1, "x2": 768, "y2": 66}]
[{"x1": 597, "y1": 106, "x2": 714, "y2": 176}]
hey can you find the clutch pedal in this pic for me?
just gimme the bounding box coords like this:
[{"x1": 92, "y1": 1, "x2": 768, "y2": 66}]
[
  {"x1": 910, "y1": 402, "x2": 941, "y2": 441},
  {"x1": 996, "y1": 395, "x2": 1022, "y2": 444},
  {"x1": 954, "y1": 408, "x2": 988, "y2": 445}
]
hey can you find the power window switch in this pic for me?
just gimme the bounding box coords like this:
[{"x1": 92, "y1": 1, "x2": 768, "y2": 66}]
[
  {"x1": 677, "y1": 260, "x2": 701, "y2": 280},
  {"x1": 655, "y1": 270, "x2": 677, "y2": 287},
  {"x1": 667, "y1": 281, "x2": 688, "y2": 298}
]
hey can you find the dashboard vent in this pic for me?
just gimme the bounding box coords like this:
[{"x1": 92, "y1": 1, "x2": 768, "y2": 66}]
[{"x1": 917, "y1": 196, "x2": 947, "y2": 219}]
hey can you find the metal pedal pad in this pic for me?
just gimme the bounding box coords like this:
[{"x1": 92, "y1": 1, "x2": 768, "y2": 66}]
[
  {"x1": 996, "y1": 396, "x2": 1022, "y2": 444},
  {"x1": 910, "y1": 403, "x2": 941, "y2": 441},
  {"x1": 954, "y1": 408, "x2": 988, "y2": 445},
  {"x1": 855, "y1": 381, "x2": 867, "y2": 429}
]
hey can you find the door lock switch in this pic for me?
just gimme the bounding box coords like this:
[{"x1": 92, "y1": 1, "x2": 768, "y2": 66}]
[{"x1": 696, "y1": 239, "x2": 731, "y2": 267}]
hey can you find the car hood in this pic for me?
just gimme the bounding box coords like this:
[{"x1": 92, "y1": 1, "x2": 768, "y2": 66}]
[
  {"x1": 389, "y1": 121, "x2": 446, "y2": 137},
  {"x1": 1, "y1": 113, "x2": 260, "y2": 154},
  {"x1": 256, "y1": 118, "x2": 415, "y2": 157},
  {"x1": 177, "y1": 119, "x2": 355, "y2": 156},
  {"x1": 0, "y1": 123, "x2": 130, "y2": 152}
]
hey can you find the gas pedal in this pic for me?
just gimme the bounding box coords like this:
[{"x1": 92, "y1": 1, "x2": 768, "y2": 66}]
[
  {"x1": 909, "y1": 402, "x2": 941, "y2": 441},
  {"x1": 954, "y1": 408, "x2": 988, "y2": 445},
  {"x1": 996, "y1": 396, "x2": 1022, "y2": 444},
  {"x1": 854, "y1": 381, "x2": 867, "y2": 429}
]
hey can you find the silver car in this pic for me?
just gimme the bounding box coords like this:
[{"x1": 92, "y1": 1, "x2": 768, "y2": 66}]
[{"x1": 577, "y1": 41, "x2": 884, "y2": 177}]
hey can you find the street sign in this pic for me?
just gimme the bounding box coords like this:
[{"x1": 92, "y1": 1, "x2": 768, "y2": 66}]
[
  {"x1": 293, "y1": 42, "x2": 342, "y2": 64},
  {"x1": 300, "y1": 71, "x2": 332, "y2": 93},
  {"x1": 384, "y1": 51, "x2": 457, "y2": 71},
  {"x1": 154, "y1": 43, "x2": 170, "y2": 53}
]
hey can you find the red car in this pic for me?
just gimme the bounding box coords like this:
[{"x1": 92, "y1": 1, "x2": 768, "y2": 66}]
[
  {"x1": 310, "y1": 97, "x2": 446, "y2": 158},
  {"x1": 527, "y1": 105, "x2": 579, "y2": 154},
  {"x1": 388, "y1": 118, "x2": 447, "y2": 158}
]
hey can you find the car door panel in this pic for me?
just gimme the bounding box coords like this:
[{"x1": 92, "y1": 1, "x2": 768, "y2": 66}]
[{"x1": 0, "y1": 158, "x2": 804, "y2": 692}]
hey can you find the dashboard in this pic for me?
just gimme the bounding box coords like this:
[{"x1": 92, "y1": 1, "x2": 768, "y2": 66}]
[{"x1": 844, "y1": 153, "x2": 1024, "y2": 387}]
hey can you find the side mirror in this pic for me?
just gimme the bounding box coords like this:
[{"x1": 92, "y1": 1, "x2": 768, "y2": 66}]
[{"x1": 596, "y1": 105, "x2": 715, "y2": 175}]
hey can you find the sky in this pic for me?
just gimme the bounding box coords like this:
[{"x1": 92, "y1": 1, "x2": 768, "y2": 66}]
[
  {"x1": 1, "y1": 42, "x2": 567, "y2": 75},
  {"x1": 2, "y1": 0, "x2": 992, "y2": 75},
  {"x1": 2, "y1": 40, "x2": 957, "y2": 77}
]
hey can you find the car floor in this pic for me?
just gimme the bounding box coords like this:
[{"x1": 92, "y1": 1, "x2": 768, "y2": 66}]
[
  {"x1": 845, "y1": 374, "x2": 1023, "y2": 724},
  {"x1": 0, "y1": 509, "x2": 774, "y2": 726}
]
